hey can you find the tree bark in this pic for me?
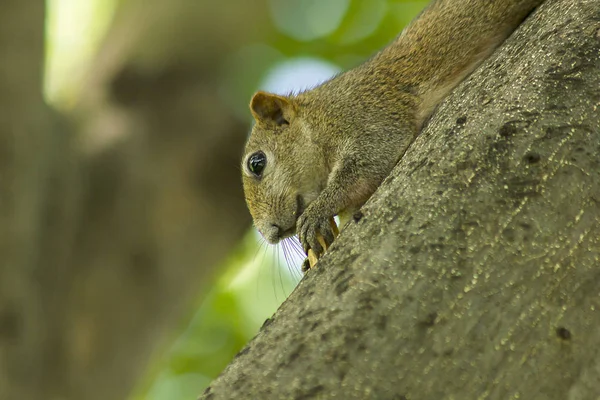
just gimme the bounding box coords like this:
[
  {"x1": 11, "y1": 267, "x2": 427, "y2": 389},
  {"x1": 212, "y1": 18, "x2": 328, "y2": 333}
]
[{"x1": 201, "y1": 0, "x2": 600, "y2": 399}]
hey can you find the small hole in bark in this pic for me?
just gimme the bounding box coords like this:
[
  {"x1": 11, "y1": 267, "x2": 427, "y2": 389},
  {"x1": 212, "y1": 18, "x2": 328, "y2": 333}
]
[
  {"x1": 556, "y1": 326, "x2": 571, "y2": 340},
  {"x1": 499, "y1": 121, "x2": 519, "y2": 138},
  {"x1": 523, "y1": 152, "x2": 541, "y2": 164},
  {"x1": 353, "y1": 211, "x2": 363, "y2": 222},
  {"x1": 420, "y1": 312, "x2": 438, "y2": 327}
]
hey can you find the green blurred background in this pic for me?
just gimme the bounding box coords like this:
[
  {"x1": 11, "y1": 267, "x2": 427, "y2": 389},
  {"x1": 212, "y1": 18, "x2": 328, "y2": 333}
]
[{"x1": 37, "y1": 1, "x2": 426, "y2": 399}]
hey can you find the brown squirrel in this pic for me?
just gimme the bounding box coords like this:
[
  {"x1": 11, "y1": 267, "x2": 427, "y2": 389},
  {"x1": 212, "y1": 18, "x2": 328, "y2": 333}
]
[{"x1": 242, "y1": 0, "x2": 544, "y2": 265}]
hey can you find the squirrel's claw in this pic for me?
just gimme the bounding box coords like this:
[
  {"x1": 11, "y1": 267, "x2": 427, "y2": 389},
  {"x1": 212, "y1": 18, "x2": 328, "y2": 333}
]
[
  {"x1": 297, "y1": 206, "x2": 334, "y2": 257},
  {"x1": 301, "y1": 258, "x2": 311, "y2": 273}
]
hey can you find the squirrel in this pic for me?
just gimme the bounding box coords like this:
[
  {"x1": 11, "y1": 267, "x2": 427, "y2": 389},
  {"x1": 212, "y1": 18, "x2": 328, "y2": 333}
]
[{"x1": 242, "y1": 0, "x2": 544, "y2": 266}]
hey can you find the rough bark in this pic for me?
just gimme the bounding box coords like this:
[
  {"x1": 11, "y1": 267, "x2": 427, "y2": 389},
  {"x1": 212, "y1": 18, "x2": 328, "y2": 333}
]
[{"x1": 201, "y1": 0, "x2": 600, "y2": 399}]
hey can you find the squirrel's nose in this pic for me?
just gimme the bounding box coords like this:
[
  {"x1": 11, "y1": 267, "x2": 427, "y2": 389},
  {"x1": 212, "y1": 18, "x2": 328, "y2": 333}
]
[{"x1": 271, "y1": 224, "x2": 283, "y2": 238}]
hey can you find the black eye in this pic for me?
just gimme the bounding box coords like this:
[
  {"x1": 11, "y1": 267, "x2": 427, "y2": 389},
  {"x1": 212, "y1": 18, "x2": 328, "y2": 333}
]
[{"x1": 248, "y1": 151, "x2": 267, "y2": 177}]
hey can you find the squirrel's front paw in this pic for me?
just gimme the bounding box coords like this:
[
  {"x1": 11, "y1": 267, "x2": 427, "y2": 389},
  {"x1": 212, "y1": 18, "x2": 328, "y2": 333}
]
[{"x1": 297, "y1": 205, "x2": 335, "y2": 256}]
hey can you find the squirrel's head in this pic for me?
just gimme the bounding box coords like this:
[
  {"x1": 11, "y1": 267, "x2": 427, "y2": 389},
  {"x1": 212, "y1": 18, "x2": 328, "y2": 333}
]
[{"x1": 242, "y1": 91, "x2": 327, "y2": 244}]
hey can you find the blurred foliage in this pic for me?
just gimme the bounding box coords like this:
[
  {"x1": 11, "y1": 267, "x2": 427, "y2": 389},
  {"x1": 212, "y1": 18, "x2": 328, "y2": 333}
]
[
  {"x1": 220, "y1": 0, "x2": 429, "y2": 120},
  {"x1": 134, "y1": 231, "x2": 303, "y2": 400},
  {"x1": 44, "y1": 0, "x2": 427, "y2": 399},
  {"x1": 45, "y1": 0, "x2": 118, "y2": 108}
]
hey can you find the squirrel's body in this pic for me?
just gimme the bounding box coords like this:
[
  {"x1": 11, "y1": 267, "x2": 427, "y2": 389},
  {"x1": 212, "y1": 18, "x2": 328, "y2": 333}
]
[{"x1": 242, "y1": 0, "x2": 544, "y2": 260}]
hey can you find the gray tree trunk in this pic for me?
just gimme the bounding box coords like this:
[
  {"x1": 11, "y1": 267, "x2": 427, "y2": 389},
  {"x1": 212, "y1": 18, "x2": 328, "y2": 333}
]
[{"x1": 201, "y1": 0, "x2": 600, "y2": 399}]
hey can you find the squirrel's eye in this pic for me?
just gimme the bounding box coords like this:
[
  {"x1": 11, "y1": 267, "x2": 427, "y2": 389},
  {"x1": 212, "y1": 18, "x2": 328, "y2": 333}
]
[{"x1": 248, "y1": 151, "x2": 267, "y2": 177}]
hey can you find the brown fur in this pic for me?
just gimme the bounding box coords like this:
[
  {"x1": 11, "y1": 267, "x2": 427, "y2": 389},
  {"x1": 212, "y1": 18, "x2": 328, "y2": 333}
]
[{"x1": 242, "y1": 0, "x2": 544, "y2": 258}]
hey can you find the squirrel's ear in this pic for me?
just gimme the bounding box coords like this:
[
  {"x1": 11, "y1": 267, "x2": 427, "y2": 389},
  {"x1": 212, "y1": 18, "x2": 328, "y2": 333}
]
[{"x1": 250, "y1": 91, "x2": 295, "y2": 127}]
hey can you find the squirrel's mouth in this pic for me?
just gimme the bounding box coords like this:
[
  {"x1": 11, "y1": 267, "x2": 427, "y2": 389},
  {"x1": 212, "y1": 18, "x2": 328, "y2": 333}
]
[{"x1": 280, "y1": 227, "x2": 296, "y2": 240}]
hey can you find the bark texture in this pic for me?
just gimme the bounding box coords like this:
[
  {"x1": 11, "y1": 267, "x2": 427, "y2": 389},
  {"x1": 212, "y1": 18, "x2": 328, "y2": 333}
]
[{"x1": 202, "y1": 0, "x2": 600, "y2": 399}]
